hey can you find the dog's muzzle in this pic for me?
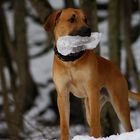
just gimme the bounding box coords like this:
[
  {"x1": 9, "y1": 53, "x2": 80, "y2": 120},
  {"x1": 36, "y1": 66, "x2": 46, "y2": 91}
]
[{"x1": 69, "y1": 26, "x2": 91, "y2": 37}]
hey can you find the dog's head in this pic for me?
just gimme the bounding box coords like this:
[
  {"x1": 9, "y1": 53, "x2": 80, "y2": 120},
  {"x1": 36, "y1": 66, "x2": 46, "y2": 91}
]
[{"x1": 44, "y1": 8, "x2": 91, "y2": 40}]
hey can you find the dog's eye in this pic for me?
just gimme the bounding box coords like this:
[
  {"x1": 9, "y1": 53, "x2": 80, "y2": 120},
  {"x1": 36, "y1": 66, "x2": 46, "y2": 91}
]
[{"x1": 68, "y1": 15, "x2": 75, "y2": 23}]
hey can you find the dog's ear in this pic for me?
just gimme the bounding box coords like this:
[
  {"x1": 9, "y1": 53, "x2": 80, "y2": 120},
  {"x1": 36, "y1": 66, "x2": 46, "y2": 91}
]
[{"x1": 44, "y1": 10, "x2": 62, "y2": 32}]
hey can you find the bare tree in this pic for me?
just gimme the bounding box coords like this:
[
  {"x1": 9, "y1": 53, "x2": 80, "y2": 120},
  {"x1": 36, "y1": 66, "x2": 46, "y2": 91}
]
[
  {"x1": 108, "y1": 0, "x2": 121, "y2": 68},
  {"x1": 12, "y1": 0, "x2": 29, "y2": 138},
  {"x1": 0, "y1": 0, "x2": 38, "y2": 139},
  {"x1": 139, "y1": 0, "x2": 140, "y2": 10},
  {"x1": 121, "y1": 0, "x2": 140, "y2": 92},
  {"x1": 64, "y1": 0, "x2": 75, "y2": 8},
  {"x1": 0, "y1": 2, "x2": 19, "y2": 139}
]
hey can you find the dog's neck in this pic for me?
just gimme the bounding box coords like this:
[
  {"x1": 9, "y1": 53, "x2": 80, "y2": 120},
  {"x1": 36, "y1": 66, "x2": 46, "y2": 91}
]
[{"x1": 54, "y1": 46, "x2": 85, "y2": 62}]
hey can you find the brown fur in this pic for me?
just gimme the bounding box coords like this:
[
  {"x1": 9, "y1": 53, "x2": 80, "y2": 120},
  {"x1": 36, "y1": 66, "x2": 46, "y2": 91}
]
[{"x1": 44, "y1": 8, "x2": 140, "y2": 140}]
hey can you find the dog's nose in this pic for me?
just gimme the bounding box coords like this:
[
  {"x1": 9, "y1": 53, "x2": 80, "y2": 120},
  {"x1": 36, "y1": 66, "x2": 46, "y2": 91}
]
[
  {"x1": 70, "y1": 26, "x2": 91, "y2": 37},
  {"x1": 78, "y1": 26, "x2": 91, "y2": 37}
]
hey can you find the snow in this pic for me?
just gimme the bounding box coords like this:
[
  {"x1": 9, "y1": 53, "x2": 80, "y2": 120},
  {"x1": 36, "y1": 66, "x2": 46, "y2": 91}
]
[
  {"x1": 72, "y1": 129, "x2": 140, "y2": 140},
  {"x1": 97, "y1": 10, "x2": 108, "y2": 17},
  {"x1": 132, "y1": 36, "x2": 140, "y2": 70},
  {"x1": 131, "y1": 12, "x2": 140, "y2": 26},
  {"x1": 131, "y1": 110, "x2": 140, "y2": 129},
  {"x1": 29, "y1": 50, "x2": 53, "y2": 84},
  {"x1": 48, "y1": 0, "x2": 64, "y2": 9},
  {"x1": 75, "y1": 0, "x2": 80, "y2": 6},
  {"x1": 26, "y1": 17, "x2": 47, "y2": 56},
  {"x1": 97, "y1": 0, "x2": 109, "y2": 4},
  {"x1": 0, "y1": 96, "x2": 3, "y2": 105}
]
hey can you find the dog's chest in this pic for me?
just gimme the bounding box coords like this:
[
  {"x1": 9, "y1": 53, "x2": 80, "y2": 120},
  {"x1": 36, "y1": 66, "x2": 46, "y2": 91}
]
[{"x1": 68, "y1": 67, "x2": 88, "y2": 98}]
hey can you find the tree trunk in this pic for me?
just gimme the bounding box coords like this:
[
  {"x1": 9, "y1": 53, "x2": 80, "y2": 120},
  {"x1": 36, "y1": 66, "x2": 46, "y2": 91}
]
[
  {"x1": 0, "y1": 2, "x2": 16, "y2": 61},
  {"x1": 0, "y1": 3, "x2": 19, "y2": 140},
  {"x1": 0, "y1": 4, "x2": 16, "y2": 83},
  {"x1": 80, "y1": 0, "x2": 99, "y2": 54},
  {"x1": 108, "y1": 0, "x2": 121, "y2": 68},
  {"x1": 0, "y1": 1, "x2": 38, "y2": 139},
  {"x1": 13, "y1": 0, "x2": 27, "y2": 139},
  {"x1": 139, "y1": 0, "x2": 140, "y2": 10},
  {"x1": 64, "y1": 0, "x2": 75, "y2": 8},
  {"x1": 121, "y1": 0, "x2": 140, "y2": 92},
  {"x1": 13, "y1": 0, "x2": 30, "y2": 139}
]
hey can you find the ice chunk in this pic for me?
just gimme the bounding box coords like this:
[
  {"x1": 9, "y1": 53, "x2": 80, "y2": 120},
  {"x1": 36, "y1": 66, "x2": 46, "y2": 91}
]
[{"x1": 57, "y1": 32, "x2": 102, "y2": 56}]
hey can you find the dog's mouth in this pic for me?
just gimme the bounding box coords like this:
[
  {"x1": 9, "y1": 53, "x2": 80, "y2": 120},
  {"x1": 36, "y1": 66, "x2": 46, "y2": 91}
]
[{"x1": 69, "y1": 26, "x2": 91, "y2": 37}]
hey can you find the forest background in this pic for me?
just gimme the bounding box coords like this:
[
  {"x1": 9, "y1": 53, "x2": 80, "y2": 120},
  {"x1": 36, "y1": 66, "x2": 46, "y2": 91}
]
[{"x1": 0, "y1": 0, "x2": 140, "y2": 139}]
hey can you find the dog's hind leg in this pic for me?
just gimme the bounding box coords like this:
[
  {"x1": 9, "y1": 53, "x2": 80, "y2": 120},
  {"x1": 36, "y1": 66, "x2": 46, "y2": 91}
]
[{"x1": 109, "y1": 88, "x2": 133, "y2": 132}]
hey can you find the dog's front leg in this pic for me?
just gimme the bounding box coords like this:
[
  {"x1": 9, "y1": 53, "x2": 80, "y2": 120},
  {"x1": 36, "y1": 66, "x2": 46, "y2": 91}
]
[
  {"x1": 87, "y1": 84, "x2": 101, "y2": 138},
  {"x1": 57, "y1": 91, "x2": 70, "y2": 140}
]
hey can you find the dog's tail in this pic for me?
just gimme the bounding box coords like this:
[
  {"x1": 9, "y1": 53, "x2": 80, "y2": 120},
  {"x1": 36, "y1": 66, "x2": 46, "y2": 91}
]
[{"x1": 128, "y1": 90, "x2": 140, "y2": 102}]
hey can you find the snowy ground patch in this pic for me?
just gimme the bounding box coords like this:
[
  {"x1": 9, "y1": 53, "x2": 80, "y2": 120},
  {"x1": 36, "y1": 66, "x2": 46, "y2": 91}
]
[{"x1": 72, "y1": 129, "x2": 140, "y2": 140}]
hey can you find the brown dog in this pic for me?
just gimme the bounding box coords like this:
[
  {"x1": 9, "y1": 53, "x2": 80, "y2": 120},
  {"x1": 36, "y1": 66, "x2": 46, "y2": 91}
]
[{"x1": 44, "y1": 8, "x2": 140, "y2": 140}]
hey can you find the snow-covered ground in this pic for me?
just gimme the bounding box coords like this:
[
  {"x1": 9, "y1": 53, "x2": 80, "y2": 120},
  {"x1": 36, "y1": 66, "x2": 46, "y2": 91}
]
[{"x1": 72, "y1": 129, "x2": 140, "y2": 140}]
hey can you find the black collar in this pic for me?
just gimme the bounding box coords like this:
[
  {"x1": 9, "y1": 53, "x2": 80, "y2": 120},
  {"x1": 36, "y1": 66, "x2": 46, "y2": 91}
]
[{"x1": 54, "y1": 46, "x2": 85, "y2": 62}]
